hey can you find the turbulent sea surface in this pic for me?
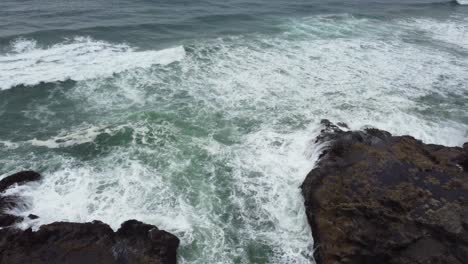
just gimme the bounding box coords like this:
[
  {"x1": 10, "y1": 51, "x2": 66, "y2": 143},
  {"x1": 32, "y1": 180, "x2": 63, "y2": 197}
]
[{"x1": 0, "y1": 0, "x2": 467, "y2": 263}]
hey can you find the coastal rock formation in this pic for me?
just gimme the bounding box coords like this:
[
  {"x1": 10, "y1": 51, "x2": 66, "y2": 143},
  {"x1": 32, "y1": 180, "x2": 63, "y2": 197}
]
[
  {"x1": 302, "y1": 120, "x2": 468, "y2": 264},
  {"x1": 0, "y1": 171, "x2": 180, "y2": 264}
]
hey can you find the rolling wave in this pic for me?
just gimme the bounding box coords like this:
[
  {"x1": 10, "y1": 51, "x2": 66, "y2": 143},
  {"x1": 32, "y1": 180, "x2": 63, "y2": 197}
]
[{"x1": 0, "y1": 37, "x2": 185, "y2": 90}]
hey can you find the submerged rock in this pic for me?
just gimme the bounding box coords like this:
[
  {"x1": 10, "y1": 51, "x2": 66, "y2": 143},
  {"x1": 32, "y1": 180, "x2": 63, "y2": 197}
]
[
  {"x1": 302, "y1": 120, "x2": 468, "y2": 264},
  {"x1": 0, "y1": 171, "x2": 180, "y2": 264}
]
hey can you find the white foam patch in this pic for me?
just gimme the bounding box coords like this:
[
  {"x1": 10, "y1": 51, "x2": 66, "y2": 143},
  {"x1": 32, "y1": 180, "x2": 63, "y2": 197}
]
[
  {"x1": 27, "y1": 121, "x2": 181, "y2": 148},
  {"x1": 0, "y1": 37, "x2": 185, "y2": 90},
  {"x1": 0, "y1": 140, "x2": 19, "y2": 149},
  {"x1": 0, "y1": 126, "x2": 117, "y2": 150},
  {"x1": 29, "y1": 125, "x2": 112, "y2": 148},
  {"x1": 456, "y1": 0, "x2": 468, "y2": 5}
]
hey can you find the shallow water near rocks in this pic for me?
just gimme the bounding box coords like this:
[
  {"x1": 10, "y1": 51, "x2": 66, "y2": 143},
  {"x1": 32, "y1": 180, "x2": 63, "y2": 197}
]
[{"x1": 0, "y1": 0, "x2": 467, "y2": 263}]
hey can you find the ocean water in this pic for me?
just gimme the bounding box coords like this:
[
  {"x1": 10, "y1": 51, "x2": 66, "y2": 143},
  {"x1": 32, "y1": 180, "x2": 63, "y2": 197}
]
[{"x1": 0, "y1": 0, "x2": 467, "y2": 263}]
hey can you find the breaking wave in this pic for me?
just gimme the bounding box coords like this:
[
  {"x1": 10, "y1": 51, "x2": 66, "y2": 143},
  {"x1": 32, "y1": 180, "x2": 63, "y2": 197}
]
[{"x1": 0, "y1": 37, "x2": 185, "y2": 90}]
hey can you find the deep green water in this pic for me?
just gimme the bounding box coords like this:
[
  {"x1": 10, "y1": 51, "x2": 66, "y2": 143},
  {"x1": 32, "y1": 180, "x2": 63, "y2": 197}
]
[{"x1": 1, "y1": 0, "x2": 467, "y2": 263}]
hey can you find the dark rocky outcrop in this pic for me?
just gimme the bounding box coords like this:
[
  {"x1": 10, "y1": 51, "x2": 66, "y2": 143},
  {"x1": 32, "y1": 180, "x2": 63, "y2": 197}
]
[
  {"x1": 302, "y1": 120, "x2": 468, "y2": 264},
  {"x1": 0, "y1": 171, "x2": 180, "y2": 264},
  {"x1": 0, "y1": 220, "x2": 179, "y2": 264},
  {"x1": 0, "y1": 171, "x2": 41, "y2": 193}
]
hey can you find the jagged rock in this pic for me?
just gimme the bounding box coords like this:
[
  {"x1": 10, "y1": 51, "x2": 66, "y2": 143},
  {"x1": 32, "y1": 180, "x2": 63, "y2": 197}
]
[
  {"x1": 0, "y1": 220, "x2": 179, "y2": 264},
  {"x1": 302, "y1": 120, "x2": 468, "y2": 264}
]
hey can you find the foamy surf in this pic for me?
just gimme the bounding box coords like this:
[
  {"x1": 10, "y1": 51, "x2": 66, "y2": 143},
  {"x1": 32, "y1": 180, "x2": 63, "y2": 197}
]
[
  {"x1": 456, "y1": 0, "x2": 468, "y2": 5},
  {"x1": 1, "y1": 8, "x2": 467, "y2": 264},
  {"x1": 0, "y1": 37, "x2": 185, "y2": 90}
]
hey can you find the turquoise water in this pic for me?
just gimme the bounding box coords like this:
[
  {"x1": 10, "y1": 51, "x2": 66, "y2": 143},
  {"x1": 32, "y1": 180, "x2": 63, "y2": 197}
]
[{"x1": 1, "y1": 1, "x2": 467, "y2": 263}]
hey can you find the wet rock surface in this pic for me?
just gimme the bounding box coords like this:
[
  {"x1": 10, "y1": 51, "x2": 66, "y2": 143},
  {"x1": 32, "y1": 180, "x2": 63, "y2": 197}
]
[
  {"x1": 302, "y1": 120, "x2": 468, "y2": 264},
  {"x1": 0, "y1": 171, "x2": 180, "y2": 264}
]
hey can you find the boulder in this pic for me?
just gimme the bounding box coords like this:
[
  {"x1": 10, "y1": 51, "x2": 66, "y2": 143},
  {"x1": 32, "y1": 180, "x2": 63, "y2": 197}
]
[{"x1": 302, "y1": 120, "x2": 468, "y2": 264}]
